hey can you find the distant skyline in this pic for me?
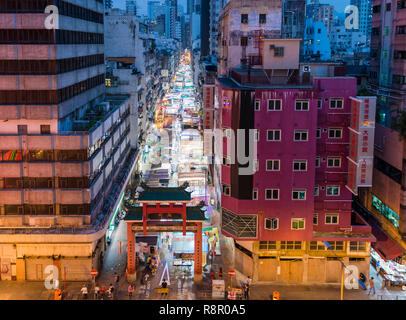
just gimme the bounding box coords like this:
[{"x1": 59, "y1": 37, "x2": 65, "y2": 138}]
[
  {"x1": 112, "y1": 0, "x2": 351, "y2": 15},
  {"x1": 113, "y1": 0, "x2": 188, "y2": 15}
]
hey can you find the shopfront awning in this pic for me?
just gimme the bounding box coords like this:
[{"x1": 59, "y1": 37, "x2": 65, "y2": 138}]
[{"x1": 370, "y1": 222, "x2": 404, "y2": 261}]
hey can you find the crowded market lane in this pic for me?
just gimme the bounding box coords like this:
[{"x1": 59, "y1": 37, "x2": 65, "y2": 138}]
[{"x1": 122, "y1": 50, "x2": 220, "y2": 299}]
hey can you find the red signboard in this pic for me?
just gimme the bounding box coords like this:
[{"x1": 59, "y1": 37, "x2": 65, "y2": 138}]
[
  {"x1": 228, "y1": 270, "x2": 236, "y2": 277},
  {"x1": 90, "y1": 270, "x2": 98, "y2": 277}
]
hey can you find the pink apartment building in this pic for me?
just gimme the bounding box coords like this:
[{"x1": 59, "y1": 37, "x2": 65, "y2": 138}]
[{"x1": 215, "y1": 0, "x2": 376, "y2": 283}]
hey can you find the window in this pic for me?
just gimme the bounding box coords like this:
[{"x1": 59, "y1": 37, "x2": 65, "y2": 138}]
[
  {"x1": 373, "y1": 5, "x2": 381, "y2": 13},
  {"x1": 394, "y1": 50, "x2": 406, "y2": 59},
  {"x1": 386, "y1": 3, "x2": 391, "y2": 10},
  {"x1": 295, "y1": 99, "x2": 309, "y2": 111},
  {"x1": 292, "y1": 189, "x2": 306, "y2": 200},
  {"x1": 385, "y1": 26, "x2": 390, "y2": 36},
  {"x1": 240, "y1": 36, "x2": 248, "y2": 46},
  {"x1": 329, "y1": 98, "x2": 343, "y2": 109},
  {"x1": 259, "y1": 14, "x2": 266, "y2": 24},
  {"x1": 255, "y1": 99, "x2": 260, "y2": 111},
  {"x1": 241, "y1": 14, "x2": 248, "y2": 23},
  {"x1": 252, "y1": 189, "x2": 258, "y2": 200},
  {"x1": 372, "y1": 27, "x2": 380, "y2": 36},
  {"x1": 399, "y1": 0, "x2": 406, "y2": 9},
  {"x1": 291, "y1": 219, "x2": 305, "y2": 230},
  {"x1": 268, "y1": 99, "x2": 282, "y2": 111},
  {"x1": 327, "y1": 157, "x2": 341, "y2": 168},
  {"x1": 280, "y1": 241, "x2": 302, "y2": 249},
  {"x1": 265, "y1": 218, "x2": 278, "y2": 230},
  {"x1": 266, "y1": 159, "x2": 280, "y2": 171},
  {"x1": 314, "y1": 185, "x2": 319, "y2": 196},
  {"x1": 328, "y1": 128, "x2": 342, "y2": 139},
  {"x1": 326, "y1": 241, "x2": 344, "y2": 250},
  {"x1": 316, "y1": 128, "x2": 321, "y2": 138},
  {"x1": 267, "y1": 130, "x2": 281, "y2": 141},
  {"x1": 293, "y1": 160, "x2": 307, "y2": 171},
  {"x1": 274, "y1": 47, "x2": 284, "y2": 57},
  {"x1": 397, "y1": 26, "x2": 406, "y2": 34},
  {"x1": 326, "y1": 185, "x2": 340, "y2": 196},
  {"x1": 315, "y1": 157, "x2": 320, "y2": 168},
  {"x1": 17, "y1": 125, "x2": 27, "y2": 135},
  {"x1": 310, "y1": 241, "x2": 326, "y2": 250},
  {"x1": 40, "y1": 125, "x2": 50, "y2": 134},
  {"x1": 222, "y1": 184, "x2": 230, "y2": 196},
  {"x1": 259, "y1": 241, "x2": 277, "y2": 250},
  {"x1": 294, "y1": 130, "x2": 308, "y2": 141},
  {"x1": 265, "y1": 189, "x2": 279, "y2": 200},
  {"x1": 325, "y1": 214, "x2": 339, "y2": 224},
  {"x1": 349, "y1": 241, "x2": 366, "y2": 251},
  {"x1": 317, "y1": 98, "x2": 322, "y2": 109},
  {"x1": 313, "y1": 214, "x2": 318, "y2": 225}
]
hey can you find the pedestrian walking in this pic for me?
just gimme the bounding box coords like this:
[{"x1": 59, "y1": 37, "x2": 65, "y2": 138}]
[
  {"x1": 81, "y1": 284, "x2": 88, "y2": 300},
  {"x1": 114, "y1": 273, "x2": 120, "y2": 284},
  {"x1": 94, "y1": 284, "x2": 100, "y2": 300},
  {"x1": 247, "y1": 276, "x2": 252, "y2": 287},
  {"x1": 100, "y1": 286, "x2": 106, "y2": 300},
  {"x1": 219, "y1": 267, "x2": 223, "y2": 278},
  {"x1": 368, "y1": 277, "x2": 376, "y2": 295},
  {"x1": 108, "y1": 284, "x2": 115, "y2": 300},
  {"x1": 128, "y1": 284, "x2": 134, "y2": 299},
  {"x1": 161, "y1": 279, "x2": 168, "y2": 297}
]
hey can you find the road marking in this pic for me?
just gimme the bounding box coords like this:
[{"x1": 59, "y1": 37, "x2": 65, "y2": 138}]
[{"x1": 159, "y1": 262, "x2": 170, "y2": 286}]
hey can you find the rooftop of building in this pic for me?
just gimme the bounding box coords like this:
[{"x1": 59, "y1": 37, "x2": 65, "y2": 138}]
[
  {"x1": 218, "y1": 66, "x2": 314, "y2": 89},
  {"x1": 70, "y1": 94, "x2": 130, "y2": 133}
]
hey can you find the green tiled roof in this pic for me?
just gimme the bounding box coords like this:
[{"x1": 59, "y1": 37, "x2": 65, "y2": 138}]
[
  {"x1": 186, "y1": 206, "x2": 207, "y2": 221},
  {"x1": 123, "y1": 207, "x2": 143, "y2": 221},
  {"x1": 138, "y1": 187, "x2": 191, "y2": 201},
  {"x1": 123, "y1": 206, "x2": 206, "y2": 221}
]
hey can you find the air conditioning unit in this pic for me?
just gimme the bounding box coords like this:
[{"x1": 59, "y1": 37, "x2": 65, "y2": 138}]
[{"x1": 302, "y1": 65, "x2": 311, "y2": 72}]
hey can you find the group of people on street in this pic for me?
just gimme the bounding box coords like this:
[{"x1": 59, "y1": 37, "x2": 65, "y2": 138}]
[{"x1": 81, "y1": 273, "x2": 121, "y2": 300}]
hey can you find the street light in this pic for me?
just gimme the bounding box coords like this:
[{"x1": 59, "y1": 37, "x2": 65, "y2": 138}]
[{"x1": 323, "y1": 241, "x2": 352, "y2": 300}]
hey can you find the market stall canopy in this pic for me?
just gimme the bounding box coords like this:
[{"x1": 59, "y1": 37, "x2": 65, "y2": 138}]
[{"x1": 371, "y1": 222, "x2": 404, "y2": 261}]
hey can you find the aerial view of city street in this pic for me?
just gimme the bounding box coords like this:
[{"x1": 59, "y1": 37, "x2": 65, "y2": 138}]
[{"x1": 2, "y1": 0, "x2": 406, "y2": 312}]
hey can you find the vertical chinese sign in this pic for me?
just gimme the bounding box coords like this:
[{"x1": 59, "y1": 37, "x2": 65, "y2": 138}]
[{"x1": 346, "y1": 96, "x2": 376, "y2": 195}]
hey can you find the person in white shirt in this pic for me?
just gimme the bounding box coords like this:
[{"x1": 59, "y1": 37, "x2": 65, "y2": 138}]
[{"x1": 81, "y1": 285, "x2": 88, "y2": 299}]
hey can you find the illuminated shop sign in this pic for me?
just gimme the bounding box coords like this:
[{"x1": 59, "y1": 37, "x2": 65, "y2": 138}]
[{"x1": 372, "y1": 195, "x2": 399, "y2": 229}]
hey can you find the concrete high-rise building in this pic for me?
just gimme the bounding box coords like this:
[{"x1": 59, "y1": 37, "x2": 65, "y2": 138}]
[
  {"x1": 0, "y1": 0, "x2": 137, "y2": 281},
  {"x1": 306, "y1": 0, "x2": 334, "y2": 35},
  {"x1": 303, "y1": 18, "x2": 331, "y2": 60},
  {"x1": 126, "y1": 0, "x2": 137, "y2": 15},
  {"x1": 350, "y1": 0, "x2": 372, "y2": 40},
  {"x1": 356, "y1": 0, "x2": 406, "y2": 265},
  {"x1": 165, "y1": 4, "x2": 177, "y2": 39},
  {"x1": 282, "y1": 0, "x2": 306, "y2": 56},
  {"x1": 200, "y1": 0, "x2": 211, "y2": 57},
  {"x1": 217, "y1": 0, "x2": 283, "y2": 76},
  {"x1": 148, "y1": 1, "x2": 161, "y2": 20},
  {"x1": 209, "y1": 0, "x2": 222, "y2": 58}
]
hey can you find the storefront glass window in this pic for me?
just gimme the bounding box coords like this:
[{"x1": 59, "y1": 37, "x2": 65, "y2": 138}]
[{"x1": 372, "y1": 195, "x2": 399, "y2": 228}]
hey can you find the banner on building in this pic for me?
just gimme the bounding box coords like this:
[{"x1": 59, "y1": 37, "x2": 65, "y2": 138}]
[{"x1": 346, "y1": 97, "x2": 376, "y2": 195}]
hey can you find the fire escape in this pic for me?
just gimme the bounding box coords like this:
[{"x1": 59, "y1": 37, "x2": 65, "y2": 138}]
[{"x1": 249, "y1": 29, "x2": 263, "y2": 66}]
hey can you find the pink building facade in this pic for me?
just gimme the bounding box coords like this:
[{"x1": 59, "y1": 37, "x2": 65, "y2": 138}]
[{"x1": 216, "y1": 69, "x2": 376, "y2": 283}]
